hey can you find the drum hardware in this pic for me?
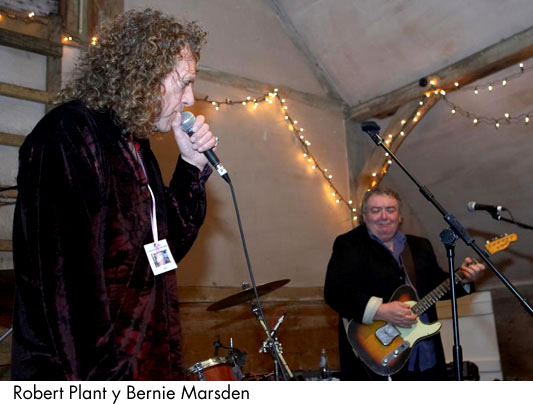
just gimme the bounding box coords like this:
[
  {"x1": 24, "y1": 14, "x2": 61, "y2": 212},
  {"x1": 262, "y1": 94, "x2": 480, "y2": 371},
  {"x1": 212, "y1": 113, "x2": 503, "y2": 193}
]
[
  {"x1": 212, "y1": 335, "x2": 247, "y2": 380},
  {"x1": 184, "y1": 356, "x2": 236, "y2": 381},
  {"x1": 207, "y1": 279, "x2": 293, "y2": 380}
]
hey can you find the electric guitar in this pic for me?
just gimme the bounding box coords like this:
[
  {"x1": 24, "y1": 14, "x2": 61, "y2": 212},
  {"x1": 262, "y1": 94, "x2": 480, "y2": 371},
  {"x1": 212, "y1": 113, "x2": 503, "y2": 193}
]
[{"x1": 345, "y1": 233, "x2": 517, "y2": 376}]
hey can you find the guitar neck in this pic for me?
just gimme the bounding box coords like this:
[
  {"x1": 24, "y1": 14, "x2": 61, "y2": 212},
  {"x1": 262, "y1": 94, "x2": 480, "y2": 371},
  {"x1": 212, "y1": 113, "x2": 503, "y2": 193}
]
[{"x1": 411, "y1": 271, "x2": 465, "y2": 315}]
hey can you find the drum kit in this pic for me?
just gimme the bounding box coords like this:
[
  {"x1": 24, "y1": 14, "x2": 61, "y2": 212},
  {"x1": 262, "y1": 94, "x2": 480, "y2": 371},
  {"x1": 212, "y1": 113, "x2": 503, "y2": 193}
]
[{"x1": 184, "y1": 279, "x2": 293, "y2": 381}]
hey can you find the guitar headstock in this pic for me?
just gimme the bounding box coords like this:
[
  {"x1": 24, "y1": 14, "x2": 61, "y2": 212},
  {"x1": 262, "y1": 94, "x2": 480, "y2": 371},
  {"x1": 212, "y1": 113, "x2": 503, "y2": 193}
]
[{"x1": 485, "y1": 233, "x2": 518, "y2": 255}]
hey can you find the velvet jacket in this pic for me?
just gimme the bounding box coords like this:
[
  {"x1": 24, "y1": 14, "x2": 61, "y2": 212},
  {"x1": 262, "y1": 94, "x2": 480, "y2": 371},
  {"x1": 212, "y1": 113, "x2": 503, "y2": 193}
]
[
  {"x1": 12, "y1": 101, "x2": 211, "y2": 380},
  {"x1": 324, "y1": 224, "x2": 469, "y2": 380}
]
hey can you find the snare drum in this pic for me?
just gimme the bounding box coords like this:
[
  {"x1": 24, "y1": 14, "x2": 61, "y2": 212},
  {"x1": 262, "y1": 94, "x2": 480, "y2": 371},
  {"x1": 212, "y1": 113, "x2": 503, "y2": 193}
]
[{"x1": 184, "y1": 356, "x2": 236, "y2": 381}]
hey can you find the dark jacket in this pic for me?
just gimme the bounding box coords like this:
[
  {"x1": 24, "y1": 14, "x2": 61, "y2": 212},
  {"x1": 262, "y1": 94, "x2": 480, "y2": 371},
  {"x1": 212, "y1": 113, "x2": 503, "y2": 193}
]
[
  {"x1": 324, "y1": 224, "x2": 467, "y2": 380},
  {"x1": 12, "y1": 101, "x2": 211, "y2": 380}
]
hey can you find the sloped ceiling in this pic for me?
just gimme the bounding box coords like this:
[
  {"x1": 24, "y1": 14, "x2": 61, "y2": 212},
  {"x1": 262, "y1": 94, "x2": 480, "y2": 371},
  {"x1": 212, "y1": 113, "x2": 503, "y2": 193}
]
[{"x1": 277, "y1": 0, "x2": 533, "y2": 104}]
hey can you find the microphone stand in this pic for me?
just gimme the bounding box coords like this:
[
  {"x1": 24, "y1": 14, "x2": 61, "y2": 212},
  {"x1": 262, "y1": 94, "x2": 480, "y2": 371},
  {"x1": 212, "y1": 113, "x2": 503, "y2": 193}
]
[
  {"x1": 226, "y1": 180, "x2": 293, "y2": 380},
  {"x1": 489, "y1": 212, "x2": 533, "y2": 230},
  {"x1": 440, "y1": 229, "x2": 463, "y2": 380},
  {"x1": 361, "y1": 122, "x2": 533, "y2": 318}
]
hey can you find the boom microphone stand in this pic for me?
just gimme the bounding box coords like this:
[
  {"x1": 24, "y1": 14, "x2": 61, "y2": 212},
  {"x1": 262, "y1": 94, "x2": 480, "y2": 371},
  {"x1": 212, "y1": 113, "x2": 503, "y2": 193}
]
[{"x1": 360, "y1": 121, "x2": 533, "y2": 313}]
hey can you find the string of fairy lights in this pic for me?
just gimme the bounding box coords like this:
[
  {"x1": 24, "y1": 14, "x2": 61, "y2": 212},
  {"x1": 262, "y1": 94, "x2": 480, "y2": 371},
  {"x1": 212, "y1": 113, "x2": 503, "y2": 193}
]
[
  {"x1": 442, "y1": 61, "x2": 533, "y2": 128},
  {"x1": 4, "y1": 7, "x2": 532, "y2": 219},
  {"x1": 198, "y1": 90, "x2": 357, "y2": 219},
  {"x1": 0, "y1": 7, "x2": 97, "y2": 46}
]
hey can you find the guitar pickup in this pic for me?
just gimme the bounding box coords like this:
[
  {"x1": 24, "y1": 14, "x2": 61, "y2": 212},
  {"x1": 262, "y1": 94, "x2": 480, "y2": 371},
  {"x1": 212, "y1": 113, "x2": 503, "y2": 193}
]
[{"x1": 375, "y1": 323, "x2": 401, "y2": 346}]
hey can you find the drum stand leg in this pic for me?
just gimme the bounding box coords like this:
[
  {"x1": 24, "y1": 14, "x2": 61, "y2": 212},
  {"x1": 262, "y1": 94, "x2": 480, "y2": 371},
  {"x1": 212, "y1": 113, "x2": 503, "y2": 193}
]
[
  {"x1": 0, "y1": 328, "x2": 13, "y2": 344},
  {"x1": 252, "y1": 306, "x2": 293, "y2": 381}
]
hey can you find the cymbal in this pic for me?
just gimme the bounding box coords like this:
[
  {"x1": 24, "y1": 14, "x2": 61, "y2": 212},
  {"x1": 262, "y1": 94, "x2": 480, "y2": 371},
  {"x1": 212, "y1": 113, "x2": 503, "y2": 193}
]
[{"x1": 207, "y1": 279, "x2": 290, "y2": 311}]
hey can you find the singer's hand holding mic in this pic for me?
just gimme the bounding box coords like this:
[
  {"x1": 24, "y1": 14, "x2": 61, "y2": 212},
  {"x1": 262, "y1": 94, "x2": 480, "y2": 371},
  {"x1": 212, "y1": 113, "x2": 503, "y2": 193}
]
[
  {"x1": 171, "y1": 112, "x2": 216, "y2": 171},
  {"x1": 178, "y1": 111, "x2": 230, "y2": 183}
]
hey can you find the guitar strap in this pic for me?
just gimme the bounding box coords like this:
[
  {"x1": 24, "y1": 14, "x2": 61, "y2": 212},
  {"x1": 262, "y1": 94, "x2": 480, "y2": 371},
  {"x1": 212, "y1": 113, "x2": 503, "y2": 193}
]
[{"x1": 401, "y1": 240, "x2": 418, "y2": 292}]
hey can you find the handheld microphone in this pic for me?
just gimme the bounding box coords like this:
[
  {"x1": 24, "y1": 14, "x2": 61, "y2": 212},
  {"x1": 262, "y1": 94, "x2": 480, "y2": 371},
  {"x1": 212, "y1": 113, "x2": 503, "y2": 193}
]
[
  {"x1": 180, "y1": 111, "x2": 230, "y2": 183},
  {"x1": 467, "y1": 201, "x2": 506, "y2": 217}
]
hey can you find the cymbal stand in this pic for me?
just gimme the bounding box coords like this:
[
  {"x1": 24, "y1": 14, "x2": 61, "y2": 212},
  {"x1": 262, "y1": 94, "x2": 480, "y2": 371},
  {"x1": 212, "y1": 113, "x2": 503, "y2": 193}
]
[{"x1": 251, "y1": 303, "x2": 293, "y2": 381}]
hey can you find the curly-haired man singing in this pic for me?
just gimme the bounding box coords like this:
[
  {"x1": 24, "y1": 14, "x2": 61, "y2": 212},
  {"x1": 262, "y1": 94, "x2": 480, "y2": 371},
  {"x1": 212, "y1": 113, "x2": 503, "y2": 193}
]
[{"x1": 12, "y1": 9, "x2": 216, "y2": 381}]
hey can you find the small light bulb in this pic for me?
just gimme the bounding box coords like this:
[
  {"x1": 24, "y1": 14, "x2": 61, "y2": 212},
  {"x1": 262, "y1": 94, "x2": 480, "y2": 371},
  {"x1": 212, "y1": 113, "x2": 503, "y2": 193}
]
[
  {"x1": 440, "y1": 90, "x2": 446, "y2": 95},
  {"x1": 312, "y1": 165, "x2": 316, "y2": 169},
  {"x1": 473, "y1": 118, "x2": 478, "y2": 124},
  {"x1": 400, "y1": 131, "x2": 405, "y2": 136},
  {"x1": 299, "y1": 128, "x2": 304, "y2": 132},
  {"x1": 488, "y1": 85, "x2": 493, "y2": 91},
  {"x1": 328, "y1": 175, "x2": 333, "y2": 179},
  {"x1": 474, "y1": 87, "x2": 478, "y2": 95},
  {"x1": 283, "y1": 106, "x2": 288, "y2": 110},
  {"x1": 419, "y1": 101, "x2": 424, "y2": 106},
  {"x1": 451, "y1": 109, "x2": 456, "y2": 114},
  {"x1": 274, "y1": 88, "x2": 279, "y2": 92},
  {"x1": 353, "y1": 216, "x2": 358, "y2": 221},
  {"x1": 247, "y1": 96, "x2": 251, "y2": 100},
  {"x1": 526, "y1": 116, "x2": 530, "y2": 124},
  {"x1": 416, "y1": 111, "x2": 421, "y2": 116},
  {"x1": 388, "y1": 134, "x2": 393, "y2": 138},
  {"x1": 215, "y1": 106, "x2": 220, "y2": 111},
  {"x1": 502, "y1": 79, "x2": 507, "y2": 86},
  {"x1": 505, "y1": 113, "x2": 510, "y2": 119},
  {"x1": 28, "y1": 11, "x2": 35, "y2": 18},
  {"x1": 372, "y1": 172, "x2": 376, "y2": 177},
  {"x1": 454, "y1": 82, "x2": 459, "y2": 87},
  {"x1": 348, "y1": 200, "x2": 353, "y2": 205},
  {"x1": 284, "y1": 116, "x2": 289, "y2": 120},
  {"x1": 388, "y1": 160, "x2": 392, "y2": 164},
  {"x1": 331, "y1": 192, "x2": 336, "y2": 196},
  {"x1": 352, "y1": 208, "x2": 356, "y2": 212},
  {"x1": 294, "y1": 120, "x2": 298, "y2": 124},
  {"x1": 401, "y1": 120, "x2": 406, "y2": 125},
  {"x1": 211, "y1": 101, "x2": 217, "y2": 105},
  {"x1": 242, "y1": 101, "x2": 246, "y2": 105},
  {"x1": 413, "y1": 117, "x2": 418, "y2": 122},
  {"x1": 495, "y1": 121, "x2": 500, "y2": 128}
]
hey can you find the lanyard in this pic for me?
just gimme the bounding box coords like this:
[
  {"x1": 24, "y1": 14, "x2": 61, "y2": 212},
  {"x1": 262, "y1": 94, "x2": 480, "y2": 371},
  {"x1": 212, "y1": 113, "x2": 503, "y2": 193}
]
[{"x1": 134, "y1": 143, "x2": 159, "y2": 246}]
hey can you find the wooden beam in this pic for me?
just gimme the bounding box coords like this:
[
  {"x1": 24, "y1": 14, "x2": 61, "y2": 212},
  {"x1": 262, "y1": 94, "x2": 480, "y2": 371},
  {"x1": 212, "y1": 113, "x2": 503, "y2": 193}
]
[
  {"x1": 0, "y1": 27, "x2": 61, "y2": 57},
  {"x1": 0, "y1": 82, "x2": 53, "y2": 104},
  {"x1": 0, "y1": 240, "x2": 12, "y2": 252},
  {"x1": 198, "y1": 66, "x2": 343, "y2": 112},
  {"x1": 349, "y1": 25, "x2": 533, "y2": 121},
  {"x1": 266, "y1": 0, "x2": 344, "y2": 103},
  {"x1": 0, "y1": 186, "x2": 17, "y2": 199},
  {"x1": 0, "y1": 132, "x2": 25, "y2": 147}
]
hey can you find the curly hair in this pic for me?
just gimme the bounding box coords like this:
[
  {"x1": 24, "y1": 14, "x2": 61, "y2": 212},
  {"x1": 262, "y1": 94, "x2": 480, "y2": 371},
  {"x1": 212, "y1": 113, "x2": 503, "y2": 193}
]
[{"x1": 57, "y1": 9, "x2": 207, "y2": 139}]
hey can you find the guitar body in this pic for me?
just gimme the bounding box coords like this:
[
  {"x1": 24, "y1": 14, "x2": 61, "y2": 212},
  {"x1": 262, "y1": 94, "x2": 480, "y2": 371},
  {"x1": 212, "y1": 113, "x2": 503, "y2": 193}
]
[{"x1": 346, "y1": 285, "x2": 442, "y2": 376}]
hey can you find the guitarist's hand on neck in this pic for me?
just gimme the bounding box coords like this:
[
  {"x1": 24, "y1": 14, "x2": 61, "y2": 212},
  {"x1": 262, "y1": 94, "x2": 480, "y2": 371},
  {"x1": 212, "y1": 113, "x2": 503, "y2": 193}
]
[
  {"x1": 459, "y1": 257, "x2": 485, "y2": 282},
  {"x1": 374, "y1": 301, "x2": 418, "y2": 328}
]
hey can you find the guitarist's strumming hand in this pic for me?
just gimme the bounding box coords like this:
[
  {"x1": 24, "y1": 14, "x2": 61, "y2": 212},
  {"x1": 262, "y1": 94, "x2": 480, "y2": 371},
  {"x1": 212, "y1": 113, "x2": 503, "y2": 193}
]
[{"x1": 374, "y1": 301, "x2": 418, "y2": 328}]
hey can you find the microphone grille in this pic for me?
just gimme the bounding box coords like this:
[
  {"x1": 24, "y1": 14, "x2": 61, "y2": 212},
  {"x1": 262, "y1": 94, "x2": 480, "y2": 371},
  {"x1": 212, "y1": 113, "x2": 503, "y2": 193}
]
[
  {"x1": 180, "y1": 111, "x2": 196, "y2": 132},
  {"x1": 467, "y1": 201, "x2": 476, "y2": 212}
]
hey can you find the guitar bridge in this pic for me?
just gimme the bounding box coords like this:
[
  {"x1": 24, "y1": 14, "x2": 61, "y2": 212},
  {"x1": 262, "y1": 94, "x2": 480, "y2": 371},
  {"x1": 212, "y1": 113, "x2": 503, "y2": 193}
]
[
  {"x1": 375, "y1": 323, "x2": 401, "y2": 346},
  {"x1": 382, "y1": 341, "x2": 410, "y2": 366}
]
